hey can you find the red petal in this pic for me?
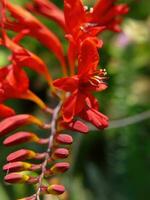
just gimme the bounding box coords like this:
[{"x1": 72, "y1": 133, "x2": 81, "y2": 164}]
[
  {"x1": 62, "y1": 93, "x2": 77, "y2": 122},
  {"x1": 67, "y1": 120, "x2": 89, "y2": 133},
  {"x1": 67, "y1": 42, "x2": 77, "y2": 75},
  {"x1": 5, "y1": 1, "x2": 65, "y2": 66},
  {"x1": 0, "y1": 64, "x2": 29, "y2": 101},
  {"x1": 78, "y1": 38, "x2": 99, "y2": 76},
  {"x1": 53, "y1": 77, "x2": 78, "y2": 92},
  {"x1": 0, "y1": 104, "x2": 15, "y2": 119},
  {"x1": 92, "y1": 1, "x2": 129, "y2": 32},
  {"x1": 3, "y1": 35, "x2": 52, "y2": 83},
  {"x1": 85, "y1": 108, "x2": 109, "y2": 129},
  {"x1": 92, "y1": 0, "x2": 115, "y2": 21},
  {"x1": 27, "y1": 0, "x2": 66, "y2": 30},
  {"x1": 64, "y1": 0, "x2": 86, "y2": 34}
]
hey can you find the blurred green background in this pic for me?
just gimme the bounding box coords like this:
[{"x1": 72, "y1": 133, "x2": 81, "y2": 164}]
[{"x1": 0, "y1": 0, "x2": 150, "y2": 200}]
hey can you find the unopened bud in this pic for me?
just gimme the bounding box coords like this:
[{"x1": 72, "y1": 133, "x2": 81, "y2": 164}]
[
  {"x1": 55, "y1": 134, "x2": 73, "y2": 145},
  {"x1": 50, "y1": 162, "x2": 70, "y2": 174},
  {"x1": 3, "y1": 132, "x2": 40, "y2": 146},
  {"x1": 4, "y1": 173, "x2": 29, "y2": 184},
  {"x1": 3, "y1": 161, "x2": 32, "y2": 172},
  {"x1": 52, "y1": 148, "x2": 69, "y2": 159},
  {"x1": 47, "y1": 184, "x2": 65, "y2": 195},
  {"x1": 7, "y1": 149, "x2": 36, "y2": 162}
]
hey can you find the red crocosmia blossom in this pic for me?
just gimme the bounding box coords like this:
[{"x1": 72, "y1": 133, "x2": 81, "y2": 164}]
[
  {"x1": 53, "y1": 38, "x2": 108, "y2": 124},
  {"x1": 0, "y1": 64, "x2": 29, "y2": 102},
  {"x1": 91, "y1": 0, "x2": 129, "y2": 32},
  {"x1": 2, "y1": 0, "x2": 66, "y2": 68},
  {"x1": 64, "y1": 0, "x2": 129, "y2": 35},
  {"x1": 0, "y1": 62, "x2": 48, "y2": 110},
  {"x1": 0, "y1": 104, "x2": 15, "y2": 120},
  {"x1": 0, "y1": 32, "x2": 52, "y2": 85},
  {"x1": 26, "y1": 0, "x2": 66, "y2": 31},
  {"x1": 64, "y1": 0, "x2": 129, "y2": 72}
]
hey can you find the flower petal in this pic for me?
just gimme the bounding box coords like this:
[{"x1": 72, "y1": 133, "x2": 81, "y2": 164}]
[
  {"x1": 26, "y1": 0, "x2": 66, "y2": 30},
  {"x1": 5, "y1": 1, "x2": 65, "y2": 66},
  {"x1": 0, "y1": 104, "x2": 15, "y2": 119},
  {"x1": 64, "y1": 0, "x2": 86, "y2": 34},
  {"x1": 2, "y1": 34, "x2": 52, "y2": 84},
  {"x1": 62, "y1": 93, "x2": 77, "y2": 122},
  {"x1": 53, "y1": 77, "x2": 78, "y2": 92},
  {"x1": 78, "y1": 38, "x2": 99, "y2": 76}
]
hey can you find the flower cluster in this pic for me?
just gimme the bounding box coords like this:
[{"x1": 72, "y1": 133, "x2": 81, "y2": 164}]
[{"x1": 0, "y1": 0, "x2": 128, "y2": 199}]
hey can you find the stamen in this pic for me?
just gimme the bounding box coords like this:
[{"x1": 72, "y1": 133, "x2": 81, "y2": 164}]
[
  {"x1": 84, "y1": 6, "x2": 88, "y2": 12},
  {"x1": 89, "y1": 7, "x2": 94, "y2": 13}
]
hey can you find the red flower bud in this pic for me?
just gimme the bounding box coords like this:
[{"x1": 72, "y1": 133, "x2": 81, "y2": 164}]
[
  {"x1": 52, "y1": 148, "x2": 69, "y2": 159},
  {"x1": 7, "y1": 149, "x2": 36, "y2": 162},
  {"x1": 3, "y1": 161, "x2": 32, "y2": 172},
  {"x1": 55, "y1": 134, "x2": 73, "y2": 145},
  {"x1": 0, "y1": 114, "x2": 43, "y2": 136},
  {"x1": 50, "y1": 162, "x2": 70, "y2": 174},
  {"x1": 47, "y1": 184, "x2": 65, "y2": 195},
  {"x1": 3, "y1": 132, "x2": 40, "y2": 146},
  {"x1": 4, "y1": 173, "x2": 30, "y2": 184}
]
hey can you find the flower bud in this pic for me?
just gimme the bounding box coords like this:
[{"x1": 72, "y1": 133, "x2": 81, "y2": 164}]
[
  {"x1": 3, "y1": 132, "x2": 40, "y2": 146},
  {"x1": 67, "y1": 120, "x2": 89, "y2": 133},
  {"x1": 55, "y1": 134, "x2": 73, "y2": 145},
  {"x1": 3, "y1": 161, "x2": 32, "y2": 172},
  {"x1": 50, "y1": 162, "x2": 70, "y2": 174},
  {"x1": 4, "y1": 173, "x2": 30, "y2": 184},
  {"x1": 7, "y1": 149, "x2": 36, "y2": 162},
  {"x1": 47, "y1": 184, "x2": 65, "y2": 195},
  {"x1": 52, "y1": 148, "x2": 69, "y2": 159},
  {"x1": 0, "y1": 114, "x2": 43, "y2": 136}
]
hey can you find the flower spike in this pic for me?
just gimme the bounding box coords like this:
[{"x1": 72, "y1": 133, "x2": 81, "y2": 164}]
[{"x1": 0, "y1": 0, "x2": 129, "y2": 199}]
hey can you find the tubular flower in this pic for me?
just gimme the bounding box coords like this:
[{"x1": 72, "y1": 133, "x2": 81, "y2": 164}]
[
  {"x1": 0, "y1": 0, "x2": 129, "y2": 199},
  {"x1": 26, "y1": 0, "x2": 66, "y2": 31},
  {"x1": 2, "y1": 0, "x2": 66, "y2": 68},
  {"x1": 53, "y1": 38, "x2": 108, "y2": 127},
  {"x1": 0, "y1": 63, "x2": 49, "y2": 110},
  {"x1": 0, "y1": 64, "x2": 29, "y2": 102},
  {"x1": 64, "y1": 0, "x2": 129, "y2": 73},
  {"x1": 0, "y1": 32, "x2": 53, "y2": 84}
]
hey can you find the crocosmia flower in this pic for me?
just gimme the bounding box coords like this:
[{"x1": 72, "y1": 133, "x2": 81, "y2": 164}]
[{"x1": 53, "y1": 38, "x2": 108, "y2": 126}]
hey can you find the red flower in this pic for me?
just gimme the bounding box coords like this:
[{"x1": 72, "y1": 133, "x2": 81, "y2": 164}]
[
  {"x1": 0, "y1": 32, "x2": 52, "y2": 84},
  {"x1": 91, "y1": 0, "x2": 129, "y2": 32},
  {"x1": 64, "y1": 0, "x2": 129, "y2": 72},
  {"x1": 0, "y1": 64, "x2": 29, "y2": 102},
  {"x1": 2, "y1": 0, "x2": 65, "y2": 67},
  {"x1": 26, "y1": 0, "x2": 66, "y2": 31},
  {"x1": 0, "y1": 62, "x2": 47, "y2": 110},
  {"x1": 65, "y1": 0, "x2": 129, "y2": 34},
  {"x1": 53, "y1": 38, "x2": 108, "y2": 127}
]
